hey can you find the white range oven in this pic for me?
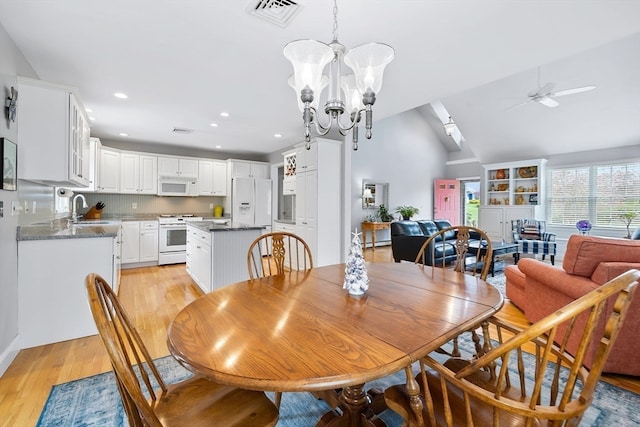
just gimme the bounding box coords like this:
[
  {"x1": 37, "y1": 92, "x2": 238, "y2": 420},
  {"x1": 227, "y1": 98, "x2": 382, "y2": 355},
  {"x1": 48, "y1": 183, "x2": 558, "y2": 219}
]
[{"x1": 158, "y1": 215, "x2": 203, "y2": 265}]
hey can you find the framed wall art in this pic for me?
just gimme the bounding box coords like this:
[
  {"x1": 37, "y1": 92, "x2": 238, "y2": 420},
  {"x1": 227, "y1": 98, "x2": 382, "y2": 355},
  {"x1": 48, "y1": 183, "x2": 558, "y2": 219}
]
[
  {"x1": 1, "y1": 137, "x2": 17, "y2": 191},
  {"x1": 529, "y1": 194, "x2": 538, "y2": 205}
]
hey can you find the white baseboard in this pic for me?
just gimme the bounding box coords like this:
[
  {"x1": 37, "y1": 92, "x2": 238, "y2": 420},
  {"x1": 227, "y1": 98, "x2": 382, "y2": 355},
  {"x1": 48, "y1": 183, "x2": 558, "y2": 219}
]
[{"x1": 0, "y1": 335, "x2": 21, "y2": 377}]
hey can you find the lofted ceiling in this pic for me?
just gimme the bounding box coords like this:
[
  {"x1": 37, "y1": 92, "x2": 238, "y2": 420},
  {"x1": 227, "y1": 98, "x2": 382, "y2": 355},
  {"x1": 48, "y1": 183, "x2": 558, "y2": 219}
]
[{"x1": 1, "y1": 0, "x2": 639, "y2": 160}]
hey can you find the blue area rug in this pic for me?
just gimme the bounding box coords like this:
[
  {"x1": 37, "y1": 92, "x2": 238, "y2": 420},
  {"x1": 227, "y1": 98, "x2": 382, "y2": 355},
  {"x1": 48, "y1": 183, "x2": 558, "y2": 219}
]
[{"x1": 37, "y1": 326, "x2": 640, "y2": 426}]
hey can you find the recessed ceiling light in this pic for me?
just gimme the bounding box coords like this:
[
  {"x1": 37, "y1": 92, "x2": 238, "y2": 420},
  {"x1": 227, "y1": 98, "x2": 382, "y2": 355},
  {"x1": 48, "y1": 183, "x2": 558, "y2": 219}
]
[
  {"x1": 274, "y1": 133, "x2": 282, "y2": 138},
  {"x1": 220, "y1": 112, "x2": 229, "y2": 117},
  {"x1": 215, "y1": 145, "x2": 223, "y2": 149},
  {"x1": 114, "y1": 92, "x2": 128, "y2": 99},
  {"x1": 119, "y1": 133, "x2": 129, "y2": 137},
  {"x1": 210, "y1": 123, "x2": 218, "y2": 127}
]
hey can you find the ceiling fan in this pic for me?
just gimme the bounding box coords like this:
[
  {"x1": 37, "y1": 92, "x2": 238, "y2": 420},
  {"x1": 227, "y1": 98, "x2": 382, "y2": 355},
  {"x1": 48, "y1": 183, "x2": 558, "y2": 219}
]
[{"x1": 505, "y1": 68, "x2": 596, "y2": 111}]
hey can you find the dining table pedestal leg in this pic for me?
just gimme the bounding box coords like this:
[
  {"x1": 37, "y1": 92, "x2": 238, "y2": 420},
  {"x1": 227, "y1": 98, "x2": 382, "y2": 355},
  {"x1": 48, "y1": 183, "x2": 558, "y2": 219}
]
[{"x1": 316, "y1": 384, "x2": 387, "y2": 427}]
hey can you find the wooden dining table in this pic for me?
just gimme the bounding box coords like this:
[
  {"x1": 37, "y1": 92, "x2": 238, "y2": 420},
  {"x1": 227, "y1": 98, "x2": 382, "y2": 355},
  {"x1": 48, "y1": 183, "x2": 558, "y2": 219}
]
[{"x1": 167, "y1": 262, "x2": 504, "y2": 427}]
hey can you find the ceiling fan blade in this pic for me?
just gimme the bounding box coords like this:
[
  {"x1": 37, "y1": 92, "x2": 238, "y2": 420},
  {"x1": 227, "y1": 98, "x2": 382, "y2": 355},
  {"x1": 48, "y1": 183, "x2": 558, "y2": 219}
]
[
  {"x1": 538, "y1": 96, "x2": 559, "y2": 108},
  {"x1": 551, "y1": 85, "x2": 596, "y2": 97},
  {"x1": 504, "y1": 99, "x2": 533, "y2": 112},
  {"x1": 538, "y1": 81, "x2": 555, "y2": 95}
]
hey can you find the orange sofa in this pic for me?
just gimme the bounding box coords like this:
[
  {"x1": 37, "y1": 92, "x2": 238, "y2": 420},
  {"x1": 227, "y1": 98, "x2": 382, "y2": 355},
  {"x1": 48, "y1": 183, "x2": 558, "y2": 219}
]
[{"x1": 505, "y1": 235, "x2": 640, "y2": 376}]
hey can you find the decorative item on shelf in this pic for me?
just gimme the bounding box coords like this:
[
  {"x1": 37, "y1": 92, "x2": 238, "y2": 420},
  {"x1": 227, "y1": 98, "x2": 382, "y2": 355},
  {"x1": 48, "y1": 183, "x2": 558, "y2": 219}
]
[
  {"x1": 343, "y1": 229, "x2": 369, "y2": 297},
  {"x1": 620, "y1": 212, "x2": 639, "y2": 239},
  {"x1": 575, "y1": 219, "x2": 592, "y2": 235},
  {"x1": 529, "y1": 194, "x2": 538, "y2": 204},
  {"x1": 395, "y1": 205, "x2": 419, "y2": 220},
  {"x1": 377, "y1": 204, "x2": 394, "y2": 222},
  {"x1": 519, "y1": 166, "x2": 537, "y2": 178},
  {"x1": 495, "y1": 169, "x2": 506, "y2": 179},
  {"x1": 490, "y1": 183, "x2": 496, "y2": 191},
  {"x1": 516, "y1": 186, "x2": 525, "y2": 192},
  {"x1": 504, "y1": 198, "x2": 510, "y2": 205},
  {"x1": 497, "y1": 183, "x2": 509, "y2": 191},
  {"x1": 515, "y1": 194, "x2": 525, "y2": 205},
  {"x1": 283, "y1": 0, "x2": 394, "y2": 150}
]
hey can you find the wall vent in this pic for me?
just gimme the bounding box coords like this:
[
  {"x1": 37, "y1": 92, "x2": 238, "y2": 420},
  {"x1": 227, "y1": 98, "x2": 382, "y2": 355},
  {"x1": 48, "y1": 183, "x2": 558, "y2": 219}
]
[
  {"x1": 247, "y1": 0, "x2": 302, "y2": 27},
  {"x1": 172, "y1": 127, "x2": 194, "y2": 135}
]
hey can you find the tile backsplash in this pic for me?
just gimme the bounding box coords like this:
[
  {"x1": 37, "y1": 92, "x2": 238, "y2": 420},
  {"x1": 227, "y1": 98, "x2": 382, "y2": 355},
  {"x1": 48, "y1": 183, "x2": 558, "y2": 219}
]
[{"x1": 83, "y1": 193, "x2": 225, "y2": 216}]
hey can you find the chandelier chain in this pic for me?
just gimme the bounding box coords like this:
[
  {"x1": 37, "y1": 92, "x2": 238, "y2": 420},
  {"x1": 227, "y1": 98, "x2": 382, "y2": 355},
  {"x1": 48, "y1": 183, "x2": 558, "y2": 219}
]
[{"x1": 332, "y1": 0, "x2": 338, "y2": 41}]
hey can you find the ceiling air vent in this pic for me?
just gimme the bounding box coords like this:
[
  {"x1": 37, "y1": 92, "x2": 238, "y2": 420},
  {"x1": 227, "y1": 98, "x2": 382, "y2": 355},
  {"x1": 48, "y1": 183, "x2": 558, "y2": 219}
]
[
  {"x1": 172, "y1": 127, "x2": 194, "y2": 135},
  {"x1": 247, "y1": 0, "x2": 302, "y2": 27}
]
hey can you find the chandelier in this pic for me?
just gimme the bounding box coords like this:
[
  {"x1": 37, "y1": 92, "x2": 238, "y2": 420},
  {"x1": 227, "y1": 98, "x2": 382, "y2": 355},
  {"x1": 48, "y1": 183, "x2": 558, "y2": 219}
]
[{"x1": 283, "y1": 0, "x2": 394, "y2": 150}]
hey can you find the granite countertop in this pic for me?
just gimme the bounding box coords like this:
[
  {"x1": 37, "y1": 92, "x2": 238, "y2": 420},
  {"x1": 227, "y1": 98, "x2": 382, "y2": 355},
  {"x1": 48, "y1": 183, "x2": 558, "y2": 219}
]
[
  {"x1": 187, "y1": 220, "x2": 267, "y2": 232},
  {"x1": 17, "y1": 219, "x2": 121, "y2": 241}
]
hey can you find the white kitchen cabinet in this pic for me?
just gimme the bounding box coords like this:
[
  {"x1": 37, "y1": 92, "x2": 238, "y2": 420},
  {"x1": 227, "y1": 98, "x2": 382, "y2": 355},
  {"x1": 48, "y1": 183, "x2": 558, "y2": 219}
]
[
  {"x1": 294, "y1": 138, "x2": 341, "y2": 266},
  {"x1": 122, "y1": 220, "x2": 159, "y2": 265},
  {"x1": 120, "y1": 152, "x2": 158, "y2": 194},
  {"x1": 227, "y1": 160, "x2": 270, "y2": 178},
  {"x1": 295, "y1": 143, "x2": 318, "y2": 172},
  {"x1": 283, "y1": 149, "x2": 297, "y2": 195},
  {"x1": 18, "y1": 236, "x2": 114, "y2": 347},
  {"x1": 121, "y1": 221, "x2": 141, "y2": 263},
  {"x1": 478, "y1": 205, "x2": 546, "y2": 242},
  {"x1": 98, "y1": 147, "x2": 120, "y2": 193},
  {"x1": 112, "y1": 227, "x2": 122, "y2": 293},
  {"x1": 158, "y1": 156, "x2": 199, "y2": 178},
  {"x1": 139, "y1": 221, "x2": 159, "y2": 262},
  {"x1": 16, "y1": 77, "x2": 91, "y2": 186},
  {"x1": 186, "y1": 225, "x2": 212, "y2": 293},
  {"x1": 198, "y1": 160, "x2": 227, "y2": 196}
]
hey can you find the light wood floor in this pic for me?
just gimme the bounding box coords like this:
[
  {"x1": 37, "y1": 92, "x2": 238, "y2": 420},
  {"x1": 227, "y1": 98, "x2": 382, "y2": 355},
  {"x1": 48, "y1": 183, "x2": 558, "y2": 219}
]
[{"x1": 0, "y1": 246, "x2": 638, "y2": 426}]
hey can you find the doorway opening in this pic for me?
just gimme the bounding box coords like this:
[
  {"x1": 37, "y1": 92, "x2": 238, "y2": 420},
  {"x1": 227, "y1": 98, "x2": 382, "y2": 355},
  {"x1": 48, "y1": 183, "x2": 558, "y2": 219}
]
[{"x1": 461, "y1": 180, "x2": 480, "y2": 227}]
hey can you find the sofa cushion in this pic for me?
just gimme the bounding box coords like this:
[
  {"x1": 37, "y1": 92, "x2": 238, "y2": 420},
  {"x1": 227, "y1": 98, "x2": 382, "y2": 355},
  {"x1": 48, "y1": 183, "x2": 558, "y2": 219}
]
[
  {"x1": 591, "y1": 262, "x2": 640, "y2": 285},
  {"x1": 434, "y1": 220, "x2": 456, "y2": 240},
  {"x1": 562, "y1": 235, "x2": 640, "y2": 278},
  {"x1": 415, "y1": 220, "x2": 441, "y2": 244},
  {"x1": 391, "y1": 221, "x2": 424, "y2": 237}
]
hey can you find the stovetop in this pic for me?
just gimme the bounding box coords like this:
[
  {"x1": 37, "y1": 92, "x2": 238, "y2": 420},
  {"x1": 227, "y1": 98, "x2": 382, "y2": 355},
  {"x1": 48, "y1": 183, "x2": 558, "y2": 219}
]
[{"x1": 158, "y1": 214, "x2": 203, "y2": 224}]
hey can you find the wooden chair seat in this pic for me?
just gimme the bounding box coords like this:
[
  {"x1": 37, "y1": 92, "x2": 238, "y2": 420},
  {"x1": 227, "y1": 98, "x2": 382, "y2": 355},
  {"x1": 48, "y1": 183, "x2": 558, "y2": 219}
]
[
  {"x1": 153, "y1": 376, "x2": 278, "y2": 426},
  {"x1": 86, "y1": 273, "x2": 279, "y2": 427}
]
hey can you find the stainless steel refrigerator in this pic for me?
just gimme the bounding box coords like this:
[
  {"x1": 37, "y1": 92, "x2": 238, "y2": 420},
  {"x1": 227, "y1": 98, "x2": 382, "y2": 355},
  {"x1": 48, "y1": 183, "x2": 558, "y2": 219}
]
[{"x1": 231, "y1": 177, "x2": 272, "y2": 227}]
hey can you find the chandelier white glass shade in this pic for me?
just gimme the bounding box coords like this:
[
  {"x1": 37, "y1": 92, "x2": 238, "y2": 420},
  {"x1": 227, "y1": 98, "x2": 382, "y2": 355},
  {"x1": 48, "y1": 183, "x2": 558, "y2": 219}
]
[
  {"x1": 283, "y1": 4, "x2": 394, "y2": 150},
  {"x1": 444, "y1": 116, "x2": 457, "y2": 136}
]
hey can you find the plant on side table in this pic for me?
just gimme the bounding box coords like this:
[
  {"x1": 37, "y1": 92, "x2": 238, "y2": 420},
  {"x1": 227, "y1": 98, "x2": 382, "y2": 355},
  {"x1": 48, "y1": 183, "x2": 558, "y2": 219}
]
[
  {"x1": 395, "y1": 205, "x2": 420, "y2": 220},
  {"x1": 377, "y1": 205, "x2": 395, "y2": 222}
]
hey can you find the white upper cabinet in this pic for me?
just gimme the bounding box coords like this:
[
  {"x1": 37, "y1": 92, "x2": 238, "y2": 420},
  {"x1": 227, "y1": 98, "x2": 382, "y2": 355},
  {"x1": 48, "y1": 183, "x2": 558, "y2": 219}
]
[
  {"x1": 17, "y1": 77, "x2": 91, "y2": 187},
  {"x1": 295, "y1": 143, "x2": 318, "y2": 172},
  {"x1": 212, "y1": 161, "x2": 227, "y2": 196},
  {"x1": 199, "y1": 160, "x2": 227, "y2": 196},
  {"x1": 158, "y1": 156, "x2": 199, "y2": 178},
  {"x1": 227, "y1": 160, "x2": 270, "y2": 178},
  {"x1": 98, "y1": 147, "x2": 120, "y2": 193},
  {"x1": 120, "y1": 152, "x2": 157, "y2": 194}
]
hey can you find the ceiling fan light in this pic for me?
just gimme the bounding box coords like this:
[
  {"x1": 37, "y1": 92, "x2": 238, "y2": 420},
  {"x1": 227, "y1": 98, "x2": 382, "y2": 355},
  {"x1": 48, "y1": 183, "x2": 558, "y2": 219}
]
[
  {"x1": 343, "y1": 42, "x2": 395, "y2": 94},
  {"x1": 444, "y1": 116, "x2": 456, "y2": 136}
]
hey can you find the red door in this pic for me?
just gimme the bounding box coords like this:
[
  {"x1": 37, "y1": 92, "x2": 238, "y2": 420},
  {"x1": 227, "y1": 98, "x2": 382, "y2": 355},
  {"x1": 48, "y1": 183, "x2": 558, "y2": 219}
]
[{"x1": 434, "y1": 179, "x2": 461, "y2": 225}]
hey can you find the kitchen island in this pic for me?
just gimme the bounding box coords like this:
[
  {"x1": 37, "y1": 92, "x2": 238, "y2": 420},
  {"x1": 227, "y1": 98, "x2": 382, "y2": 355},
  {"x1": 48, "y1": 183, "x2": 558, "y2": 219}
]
[{"x1": 186, "y1": 221, "x2": 265, "y2": 293}]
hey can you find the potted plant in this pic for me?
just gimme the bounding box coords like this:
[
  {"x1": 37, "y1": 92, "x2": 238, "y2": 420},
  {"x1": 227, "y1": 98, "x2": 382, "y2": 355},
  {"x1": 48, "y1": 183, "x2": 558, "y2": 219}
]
[
  {"x1": 377, "y1": 205, "x2": 394, "y2": 222},
  {"x1": 395, "y1": 205, "x2": 420, "y2": 220},
  {"x1": 620, "y1": 212, "x2": 638, "y2": 238}
]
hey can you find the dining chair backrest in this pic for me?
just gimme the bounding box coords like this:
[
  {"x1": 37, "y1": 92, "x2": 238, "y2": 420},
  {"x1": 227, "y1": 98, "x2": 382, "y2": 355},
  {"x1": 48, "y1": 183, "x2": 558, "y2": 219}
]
[
  {"x1": 85, "y1": 273, "x2": 279, "y2": 427},
  {"x1": 86, "y1": 273, "x2": 168, "y2": 426},
  {"x1": 385, "y1": 269, "x2": 640, "y2": 427},
  {"x1": 414, "y1": 225, "x2": 493, "y2": 281},
  {"x1": 247, "y1": 231, "x2": 313, "y2": 279}
]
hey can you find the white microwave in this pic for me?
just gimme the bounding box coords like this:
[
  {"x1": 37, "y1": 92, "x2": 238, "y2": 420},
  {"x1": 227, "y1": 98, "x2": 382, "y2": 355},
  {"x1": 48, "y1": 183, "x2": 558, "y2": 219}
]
[{"x1": 157, "y1": 177, "x2": 199, "y2": 196}]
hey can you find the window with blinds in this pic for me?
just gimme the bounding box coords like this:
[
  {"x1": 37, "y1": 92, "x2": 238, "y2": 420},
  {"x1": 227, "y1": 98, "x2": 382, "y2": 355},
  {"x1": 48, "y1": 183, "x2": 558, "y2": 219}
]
[{"x1": 547, "y1": 161, "x2": 640, "y2": 228}]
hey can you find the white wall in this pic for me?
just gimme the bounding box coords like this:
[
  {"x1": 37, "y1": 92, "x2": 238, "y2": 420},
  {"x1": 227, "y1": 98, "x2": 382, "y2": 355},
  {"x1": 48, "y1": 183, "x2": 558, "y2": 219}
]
[
  {"x1": 349, "y1": 108, "x2": 449, "y2": 246},
  {"x1": 0, "y1": 21, "x2": 40, "y2": 374}
]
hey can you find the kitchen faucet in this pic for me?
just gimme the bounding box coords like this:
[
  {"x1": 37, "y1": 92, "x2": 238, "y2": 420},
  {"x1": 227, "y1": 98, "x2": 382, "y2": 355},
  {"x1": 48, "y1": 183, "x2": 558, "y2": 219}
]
[{"x1": 71, "y1": 194, "x2": 88, "y2": 224}]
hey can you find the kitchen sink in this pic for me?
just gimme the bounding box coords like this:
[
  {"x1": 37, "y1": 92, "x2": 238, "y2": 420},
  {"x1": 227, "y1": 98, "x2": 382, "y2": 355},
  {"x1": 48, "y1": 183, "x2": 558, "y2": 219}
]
[{"x1": 74, "y1": 220, "x2": 117, "y2": 226}]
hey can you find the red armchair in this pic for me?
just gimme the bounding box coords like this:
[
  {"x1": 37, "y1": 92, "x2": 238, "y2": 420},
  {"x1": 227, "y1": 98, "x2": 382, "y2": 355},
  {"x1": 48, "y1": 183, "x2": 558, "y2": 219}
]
[{"x1": 505, "y1": 234, "x2": 640, "y2": 376}]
